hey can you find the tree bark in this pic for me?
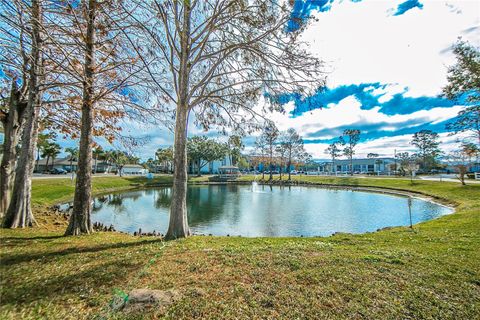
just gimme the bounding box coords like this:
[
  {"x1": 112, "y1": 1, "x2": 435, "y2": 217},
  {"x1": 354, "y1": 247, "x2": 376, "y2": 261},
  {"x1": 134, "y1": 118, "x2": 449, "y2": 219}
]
[
  {"x1": 65, "y1": 0, "x2": 96, "y2": 236},
  {"x1": 3, "y1": 0, "x2": 42, "y2": 228},
  {"x1": 0, "y1": 82, "x2": 26, "y2": 218},
  {"x1": 166, "y1": 1, "x2": 191, "y2": 240},
  {"x1": 166, "y1": 105, "x2": 190, "y2": 240}
]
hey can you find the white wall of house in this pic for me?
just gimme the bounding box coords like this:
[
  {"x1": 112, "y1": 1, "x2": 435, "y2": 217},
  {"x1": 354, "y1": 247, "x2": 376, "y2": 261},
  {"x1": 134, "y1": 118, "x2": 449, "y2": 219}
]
[{"x1": 121, "y1": 165, "x2": 147, "y2": 175}]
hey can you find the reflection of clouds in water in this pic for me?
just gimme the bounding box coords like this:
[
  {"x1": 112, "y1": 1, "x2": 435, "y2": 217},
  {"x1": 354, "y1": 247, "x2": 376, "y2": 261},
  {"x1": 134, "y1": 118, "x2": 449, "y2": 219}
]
[{"x1": 90, "y1": 186, "x2": 453, "y2": 237}]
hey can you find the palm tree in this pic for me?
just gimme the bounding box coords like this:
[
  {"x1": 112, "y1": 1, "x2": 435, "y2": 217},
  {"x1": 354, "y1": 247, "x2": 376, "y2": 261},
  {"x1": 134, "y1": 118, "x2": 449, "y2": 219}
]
[
  {"x1": 92, "y1": 147, "x2": 104, "y2": 174},
  {"x1": 36, "y1": 132, "x2": 54, "y2": 172},
  {"x1": 65, "y1": 147, "x2": 79, "y2": 178},
  {"x1": 41, "y1": 142, "x2": 62, "y2": 171}
]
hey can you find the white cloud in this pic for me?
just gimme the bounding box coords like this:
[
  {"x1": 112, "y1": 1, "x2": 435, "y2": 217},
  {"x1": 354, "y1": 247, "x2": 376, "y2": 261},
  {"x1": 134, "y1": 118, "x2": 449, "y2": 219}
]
[{"x1": 302, "y1": 0, "x2": 480, "y2": 96}]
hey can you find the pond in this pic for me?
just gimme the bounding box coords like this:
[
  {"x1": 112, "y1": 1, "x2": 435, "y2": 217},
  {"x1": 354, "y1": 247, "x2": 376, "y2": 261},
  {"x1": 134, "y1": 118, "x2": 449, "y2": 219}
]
[{"x1": 84, "y1": 184, "x2": 453, "y2": 237}]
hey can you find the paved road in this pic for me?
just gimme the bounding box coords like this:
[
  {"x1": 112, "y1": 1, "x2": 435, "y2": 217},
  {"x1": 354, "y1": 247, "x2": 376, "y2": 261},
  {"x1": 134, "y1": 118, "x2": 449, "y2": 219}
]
[
  {"x1": 32, "y1": 173, "x2": 118, "y2": 179},
  {"x1": 418, "y1": 175, "x2": 480, "y2": 184}
]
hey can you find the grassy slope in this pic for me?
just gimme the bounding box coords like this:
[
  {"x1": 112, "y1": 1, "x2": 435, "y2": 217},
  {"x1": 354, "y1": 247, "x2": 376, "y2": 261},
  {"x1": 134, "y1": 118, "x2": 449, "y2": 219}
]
[{"x1": 1, "y1": 176, "x2": 479, "y2": 319}]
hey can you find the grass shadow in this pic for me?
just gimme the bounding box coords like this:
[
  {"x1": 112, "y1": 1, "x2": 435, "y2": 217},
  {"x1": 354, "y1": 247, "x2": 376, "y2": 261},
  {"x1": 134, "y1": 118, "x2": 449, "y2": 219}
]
[{"x1": 1, "y1": 238, "x2": 162, "y2": 266}]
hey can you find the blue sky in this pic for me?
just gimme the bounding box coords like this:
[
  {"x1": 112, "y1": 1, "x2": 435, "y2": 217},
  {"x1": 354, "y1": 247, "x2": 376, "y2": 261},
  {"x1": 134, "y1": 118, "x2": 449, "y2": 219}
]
[{"x1": 51, "y1": 0, "x2": 479, "y2": 159}]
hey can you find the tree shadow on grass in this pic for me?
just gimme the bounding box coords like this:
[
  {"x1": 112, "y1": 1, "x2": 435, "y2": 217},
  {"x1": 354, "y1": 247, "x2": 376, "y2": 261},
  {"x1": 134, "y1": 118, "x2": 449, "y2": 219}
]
[
  {"x1": 0, "y1": 238, "x2": 162, "y2": 266},
  {"x1": 0, "y1": 259, "x2": 141, "y2": 306},
  {"x1": 1, "y1": 235, "x2": 65, "y2": 241}
]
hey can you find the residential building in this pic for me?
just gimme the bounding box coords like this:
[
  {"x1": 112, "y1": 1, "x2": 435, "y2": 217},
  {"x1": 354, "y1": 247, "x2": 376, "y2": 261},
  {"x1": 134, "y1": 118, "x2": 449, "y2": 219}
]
[
  {"x1": 35, "y1": 157, "x2": 77, "y2": 172},
  {"x1": 35, "y1": 157, "x2": 112, "y2": 173},
  {"x1": 121, "y1": 164, "x2": 148, "y2": 175},
  {"x1": 188, "y1": 156, "x2": 232, "y2": 174},
  {"x1": 318, "y1": 157, "x2": 397, "y2": 174}
]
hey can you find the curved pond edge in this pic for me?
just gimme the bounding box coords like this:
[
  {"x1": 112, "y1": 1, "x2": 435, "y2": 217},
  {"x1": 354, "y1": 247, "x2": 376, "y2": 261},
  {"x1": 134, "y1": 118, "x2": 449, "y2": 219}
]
[
  {"x1": 53, "y1": 180, "x2": 457, "y2": 236},
  {"x1": 192, "y1": 181, "x2": 457, "y2": 214}
]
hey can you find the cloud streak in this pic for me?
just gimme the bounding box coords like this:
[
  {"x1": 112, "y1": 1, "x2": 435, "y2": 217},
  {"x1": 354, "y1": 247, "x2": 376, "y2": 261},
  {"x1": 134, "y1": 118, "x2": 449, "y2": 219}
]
[
  {"x1": 274, "y1": 83, "x2": 469, "y2": 117},
  {"x1": 393, "y1": 0, "x2": 423, "y2": 16}
]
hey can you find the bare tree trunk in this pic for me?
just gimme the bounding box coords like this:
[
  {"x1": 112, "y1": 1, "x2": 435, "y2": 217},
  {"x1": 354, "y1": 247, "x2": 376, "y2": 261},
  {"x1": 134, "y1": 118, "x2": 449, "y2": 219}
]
[
  {"x1": 166, "y1": 105, "x2": 190, "y2": 240},
  {"x1": 458, "y1": 166, "x2": 466, "y2": 186},
  {"x1": 269, "y1": 151, "x2": 273, "y2": 181},
  {"x1": 166, "y1": 1, "x2": 191, "y2": 240},
  {"x1": 3, "y1": 0, "x2": 42, "y2": 228},
  {"x1": 350, "y1": 155, "x2": 353, "y2": 176},
  {"x1": 65, "y1": 0, "x2": 96, "y2": 236},
  {"x1": 45, "y1": 156, "x2": 50, "y2": 172},
  {"x1": 0, "y1": 82, "x2": 26, "y2": 217}
]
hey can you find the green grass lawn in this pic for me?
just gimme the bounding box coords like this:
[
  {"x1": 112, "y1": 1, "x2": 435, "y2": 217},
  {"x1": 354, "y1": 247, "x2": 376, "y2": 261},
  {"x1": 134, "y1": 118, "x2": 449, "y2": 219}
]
[{"x1": 1, "y1": 176, "x2": 479, "y2": 319}]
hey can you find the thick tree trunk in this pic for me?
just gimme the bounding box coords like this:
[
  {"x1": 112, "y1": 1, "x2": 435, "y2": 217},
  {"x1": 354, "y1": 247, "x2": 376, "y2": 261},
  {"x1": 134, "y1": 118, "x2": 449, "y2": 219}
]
[
  {"x1": 3, "y1": 0, "x2": 42, "y2": 228},
  {"x1": 0, "y1": 82, "x2": 26, "y2": 217},
  {"x1": 166, "y1": 105, "x2": 190, "y2": 240},
  {"x1": 166, "y1": 1, "x2": 191, "y2": 240},
  {"x1": 65, "y1": 0, "x2": 96, "y2": 236}
]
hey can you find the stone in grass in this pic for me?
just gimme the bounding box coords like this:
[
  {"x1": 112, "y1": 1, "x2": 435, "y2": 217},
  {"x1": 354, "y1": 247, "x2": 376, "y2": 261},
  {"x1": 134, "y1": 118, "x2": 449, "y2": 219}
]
[{"x1": 121, "y1": 289, "x2": 180, "y2": 313}]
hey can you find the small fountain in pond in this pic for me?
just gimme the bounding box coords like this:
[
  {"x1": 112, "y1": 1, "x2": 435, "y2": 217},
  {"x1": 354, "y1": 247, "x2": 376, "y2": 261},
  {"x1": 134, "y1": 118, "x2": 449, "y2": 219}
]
[{"x1": 252, "y1": 181, "x2": 259, "y2": 192}]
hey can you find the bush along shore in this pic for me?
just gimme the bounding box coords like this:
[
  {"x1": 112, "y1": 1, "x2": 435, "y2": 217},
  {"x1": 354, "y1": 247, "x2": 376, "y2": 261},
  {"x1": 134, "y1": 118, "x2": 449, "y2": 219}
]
[{"x1": 1, "y1": 175, "x2": 479, "y2": 319}]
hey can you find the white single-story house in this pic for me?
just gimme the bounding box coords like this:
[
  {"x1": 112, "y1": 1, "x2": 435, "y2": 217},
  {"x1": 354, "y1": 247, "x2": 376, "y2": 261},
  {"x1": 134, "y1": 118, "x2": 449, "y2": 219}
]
[{"x1": 121, "y1": 164, "x2": 148, "y2": 175}]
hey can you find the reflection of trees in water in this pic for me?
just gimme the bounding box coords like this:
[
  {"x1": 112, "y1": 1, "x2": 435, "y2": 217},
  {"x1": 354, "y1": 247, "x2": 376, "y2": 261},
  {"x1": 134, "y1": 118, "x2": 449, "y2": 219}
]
[
  {"x1": 262, "y1": 186, "x2": 279, "y2": 236},
  {"x1": 92, "y1": 196, "x2": 108, "y2": 212},
  {"x1": 154, "y1": 187, "x2": 173, "y2": 209},
  {"x1": 103, "y1": 191, "x2": 142, "y2": 214},
  {"x1": 187, "y1": 185, "x2": 231, "y2": 225}
]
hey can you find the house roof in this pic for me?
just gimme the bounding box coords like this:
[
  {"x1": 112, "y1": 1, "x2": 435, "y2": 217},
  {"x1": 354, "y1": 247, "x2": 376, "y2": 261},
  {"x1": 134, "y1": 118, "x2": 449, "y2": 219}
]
[
  {"x1": 36, "y1": 157, "x2": 77, "y2": 165},
  {"x1": 123, "y1": 164, "x2": 144, "y2": 168}
]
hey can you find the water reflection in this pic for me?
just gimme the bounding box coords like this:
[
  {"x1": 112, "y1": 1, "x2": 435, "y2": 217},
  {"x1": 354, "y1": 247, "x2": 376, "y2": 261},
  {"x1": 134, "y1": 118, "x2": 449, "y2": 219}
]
[{"x1": 88, "y1": 185, "x2": 453, "y2": 237}]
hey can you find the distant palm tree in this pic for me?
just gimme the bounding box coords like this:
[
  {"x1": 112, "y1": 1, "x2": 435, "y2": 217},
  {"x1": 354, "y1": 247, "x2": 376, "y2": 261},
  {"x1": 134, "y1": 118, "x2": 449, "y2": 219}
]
[
  {"x1": 36, "y1": 132, "x2": 55, "y2": 172},
  {"x1": 41, "y1": 142, "x2": 62, "y2": 171},
  {"x1": 65, "y1": 147, "x2": 79, "y2": 177},
  {"x1": 92, "y1": 147, "x2": 104, "y2": 174}
]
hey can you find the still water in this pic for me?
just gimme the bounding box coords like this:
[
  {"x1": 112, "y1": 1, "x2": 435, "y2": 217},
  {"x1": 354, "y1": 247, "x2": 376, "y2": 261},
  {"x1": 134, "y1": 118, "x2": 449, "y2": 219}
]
[{"x1": 87, "y1": 184, "x2": 452, "y2": 237}]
